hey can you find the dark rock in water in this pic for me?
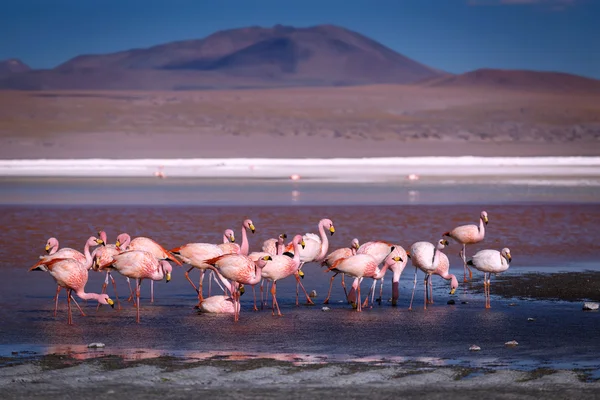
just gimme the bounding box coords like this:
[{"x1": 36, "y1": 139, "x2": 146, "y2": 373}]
[
  {"x1": 447, "y1": 299, "x2": 456, "y2": 305},
  {"x1": 461, "y1": 301, "x2": 468, "y2": 304}
]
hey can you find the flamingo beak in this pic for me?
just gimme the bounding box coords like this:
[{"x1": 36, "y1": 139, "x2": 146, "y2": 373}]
[
  {"x1": 230, "y1": 236, "x2": 235, "y2": 243},
  {"x1": 406, "y1": 251, "x2": 411, "y2": 259},
  {"x1": 45, "y1": 244, "x2": 50, "y2": 252},
  {"x1": 249, "y1": 224, "x2": 256, "y2": 233},
  {"x1": 107, "y1": 298, "x2": 115, "y2": 308},
  {"x1": 239, "y1": 284, "x2": 246, "y2": 295},
  {"x1": 298, "y1": 270, "x2": 305, "y2": 279},
  {"x1": 281, "y1": 233, "x2": 287, "y2": 239},
  {"x1": 484, "y1": 216, "x2": 489, "y2": 224},
  {"x1": 300, "y1": 240, "x2": 306, "y2": 249},
  {"x1": 96, "y1": 239, "x2": 105, "y2": 246},
  {"x1": 166, "y1": 272, "x2": 172, "y2": 282},
  {"x1": 263, "y1": 255, "x2": 273, "y2": 261},
  {"x1": 394, "y1": 256, "x2": 402, "y2": 262},
  {"x1": 507, "y1": 254, "x2": 512, "y2": 262},
  {"x1": 329, "y1": 226, "x2": 335, "y2": 236},
  {"x1": 450, "y1": 288, "x2": 456, "y2": 295},
  {"x1": 443, "y1": 239, "x2": 449, "y2": 246}
]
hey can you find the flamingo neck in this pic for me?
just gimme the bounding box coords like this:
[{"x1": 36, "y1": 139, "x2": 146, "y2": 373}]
[
  {"x1": 223, "y1": 234, "x2": 228, "y2": 244},
  {"x1": 76, "y1": 290, "x2": 103, "y2": 303},
  {"x1": 478, "y1": 217, "x2": 486, "y2": 238},
  {"x1": 276, "y1": 238, "x2": 285, "y2": 255},
  {"x1": 315, "y1": 221, "x2": 329, "y2": 262},
  {"x1": 351, "y1": 247, "x2": 357, "y2": 256},
  {"x1": 49, "y1": 243, "x2": 59, "y2": 255},
  {"x1": 82, "y1": 241, "x2": 94, "y2": 270},
  {"x1": 120, "y1": 234, "x2": 131, "y2": 250},
  {"x1": 293, "y1": 241, "x2": 302, "y2": 268},
  {"x1": 432, "y1": 249, "x2": 442, "y2": 269},
  {"x1": 240, "y1": 224, "x2": 249, "y2": 256},
  {"x1": 373, "y1": 261, "x2": 391, "y2": 280}
]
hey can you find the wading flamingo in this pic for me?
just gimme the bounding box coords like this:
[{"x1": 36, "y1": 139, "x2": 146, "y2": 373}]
[
  {"x1": 33, "y1": 235, "x2": 104, "y2": 316},
  {"x1": 259, "y1": 233, "x2": 287, "y2": 306},
  {"x1": 443, "y1": 211, "x2": 488, "y2": 282},
  {"x1": 467, "y1": 247, "x2": 512, "y2": 308},
  {"x1": 30, "y1": 236, "x2": 113, "y2": 324},
  {"x1": 98, "y1": 250, "x2": 172, "y2": 323},
  {"x1": 285, "y1": 218, "x2": 335, "y2": 304},
  {"x1": 321, "y1": 238, "x2": 360, "y2": 304},
  {"x1": 217, "y1": 219, "x2": 256, "y2": 255},
  {"x1": 197, "y1": 295, "x2": 240, "y2": 314},
  {"x1": 407, "y1": 239, "x2": 449, "y2": 310},
  {"x1": 118, "y1": 233, "x2": 181, "y2": 303},
  {"x1": 426, "y1": 251, "x2": 459, "y2": 305},
  {"x1": 92, "y1": 231, "x2": 132, "y2": 310},
  {"x1": 204, "y1": 254, "x2": 272, "y2": 322},
  {"x1": 328, "y1": 250, "x2": 401, "y2": 312},
  {"x1": 347, "y1": 240, "x2": 394, "y2": 305},
  {"x1": 261, "y1": 235, "x2": 312, "y2": 316}
]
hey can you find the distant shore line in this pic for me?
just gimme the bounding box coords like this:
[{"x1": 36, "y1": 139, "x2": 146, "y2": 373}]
[{"x1": 1, "y1": 156, "x2": 599, "y2": 181}]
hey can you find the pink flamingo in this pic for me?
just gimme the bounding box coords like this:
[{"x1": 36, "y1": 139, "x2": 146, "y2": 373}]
[
  {"x1": 347, "y1": 240, "x2": 394, "y2": 305},
  {"x1": 321, "y1": 238, "x2": 360, "y2": 304},
  {"x1": 328, "y1": 250, "x2": 402, "y2": 312},
  {"x1": 261, "y1": 235, "x2": 312, "y2": 316},
  {"x1": 92, "y1": 231, "x2": 133, "y2": 310},
  {"x1": 30, "y1": 236, "x2": 114, "y2": 324},
  {"x1": 407, "y1": 239, "x2": 449, "y2": 310},
  {"x1": 259, "y1": 233, "x2": 287, "y2": 306},
  {"x1": 426, "y1": 251, "x2": 458, "y2": 305},
  {"x1": 33, "y1": 235, "x2": 104, "y2": 316},
  {"x1": 217, "y1": 219, "x2": 256, "y2": 255},
  {"x1": 204, "y1": 254, "x2": 272, "y2": 321},
  {"x1": 170, "y1": 241, "x2": 225, "y2": 306},
  {"x1": 197, "y1": 295, "x2": 240, "y2": 314},
  {"x1": 285, "y1": 218, "x2": 335, "y2": 304},
  {"x1": 98, "y1": 250, "x2": 172, "y2": 323},
  {"x1": 467, "y1": 247, "x2": 512, "y2": 308},
  {"x1": 443, "y1": 211, "x2": 489, "y2": 282},
  {"x1": 117, "y1": 233, "x2": 181, "y2": 303}
]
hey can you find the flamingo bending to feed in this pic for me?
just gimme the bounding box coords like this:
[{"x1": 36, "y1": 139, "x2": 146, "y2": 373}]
[
  {"x1": 118, "y1": 233, "x2": 181, "y2": 303},
  {"x1": 261, "y1": 235, "x2": 312, "y2": 316},
  {"x1": 443, "y1": 211, "x2": 488, "y2": 282},
  {"x1": 328, "y1": 250, "x2": 402, "y2": 312},
  {"x1": 427, "y1": 251, "x2": 459, "y2": 305},
  {"x1": 466, "y1": 247, "x2": 512, "y2": 308},
  {"x1": 92, "y1": 231, "x2": 132, "y2": 310},
  {"x1": 407, "y1": 239, "x2": 450, "y2": 310},
  {"x1": 217, "y1": 219, "x2": 256, "y2": 255},
  {"x1": 347, "y1": 240, "x2": 394, "y2": 305},
  {"x1": 30, "y1": 236, "x2": 113, "y2": 324},
  {"x1": 285, "y1": 218, "x2": 335, "y2": 304},
  {"x1": 197, "y1": 295, "x2": 240, "y2": 314},
  {"x1": 321, "y1": 238, "x2": 360, "y2": 304},
  {"x1": 98, "y1": 250, "x2": 172, "y2": 323},
  {"x1": 204, "y1": 254, "x2": 271, "y2": 321},
  {"x1": 170, "y1": 242, "x2": 225, "y2": 306},
  {"x1": 33, "y1": 235, "x2": 104, "y2": 316}
]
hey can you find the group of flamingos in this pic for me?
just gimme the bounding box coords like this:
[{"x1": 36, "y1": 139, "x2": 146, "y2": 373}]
[{"x1": 30, "y1": 210, "x2": 512, "y2": 324}]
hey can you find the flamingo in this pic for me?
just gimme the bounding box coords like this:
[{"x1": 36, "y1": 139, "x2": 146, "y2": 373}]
[
  {"x1": 347, "y1": 240, "x2": 394, "y2": 305},
  {"x1": 427, "y1": 252, "x2": 459, "y2": 305},
  {"x1": 33, "y1": 235, "x2": 104, "y2": 316},
  {"x1": 170, "y1": 242, "x2": 225, "y2": 306},
  {"x1": 197, "y1": 295, "x2": 240, "y2": 314},
  {"x1": 262, "y1": 233, "x2": 287, "y2": 256},
  {"x1": 321, "y1": 238, "x2": 360, "y2": 304},
  {"x1": 204, "y1": 254, "x2": 271, "y2": 321},
  {"x1": 285, "y1": 218, "x2": 335, "y2": 304},
  {"x1": 261, "y1": 235, "x2": 313, "y2": 316},
  {"x1": 217, "y1": 219, "x2": 256, "y2": 256},
  {"x1": 92, "y1": 231, "x2": 131, "y2": 310},
  {"x1": 117, "y1": 233, "x2": 181, "y2": 303},
  {"x1": 407, "y1": 239, "x2": 449, "y2": 310},
  {"x1": 30, "y1": 236, "x2": 113, "y2": 324},
  {"x1": 327, "y1": 250, "x2": 401, "y2": 312},
  {"x1": 443, "y1": 211, "x2": 489, "y2": 282},
  {"x1": 466, "y1": 247, "x2": 512, "y2": 308},
  {"x1": 97, "y1": 250, "x2": 172, "y2": 323}
]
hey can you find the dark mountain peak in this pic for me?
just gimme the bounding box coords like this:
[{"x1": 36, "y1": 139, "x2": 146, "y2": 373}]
[{"x1": 0, "y1": 58, "x2": 31, "y2": 73}]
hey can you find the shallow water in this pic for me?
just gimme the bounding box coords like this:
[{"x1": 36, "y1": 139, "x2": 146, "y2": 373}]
[{"x1": 1, "y1": 179, "x2": 599, "y2": 373}]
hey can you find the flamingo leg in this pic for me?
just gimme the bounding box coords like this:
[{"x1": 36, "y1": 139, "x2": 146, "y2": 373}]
[
  {"x1": 252, "y1": 284, "x2": 258, "y2": 311},
  {"x1": 127, "y1": 277, "x2": 134, "y2": 302},
  {"x1": 107, "y1": 272, "x2": 122, "y2": 310},
  {"x1": 208, "y1": 271, "x2": 213, "y2": 297},
  {"x1": 423, "y1": 275, "x2": 429, "y2": 310},
  {"x1": 462, "y1": 244, "x2": 473, "y2": 282},
  {"x1": 409, "y1": 267, "x2": 418, "y2": 311},
  {"x1": 136, "y1": 279, "x2": 141, "y2": 323},
  {"x1": 428, "y1": 275, "x2": 434, "y2": 304},
  {"x1": 184, "y1": 267, "x2": 199, "y2": 293},
  {"x1": 97, "y1": 272, "x2": 110, "y2": 311},
  {"x1": 392, "y1": 281, "x2": 400, "y2": 306},
  {"x1": 53, "y1": 286, "x2": 62, "y2": 317},
  {"x1": 323, "y1": 273, "x2": 337, "y2": 304},
  {"x1": 377, "y1": 276, "x2": 384, "y2": 305},
  {"x1": 150, "y1": 280, "x2": 154, "y2": 304},
  {"x1": 67, "y1": 289, "x2": 73, "y2": 325},
  {"x1": 295, "y1": 273, "x2": 314, "y2": 305},
  {"x1": 341, "y1": 273, "x2": 349, "y2": 302},
  {"x1": 271, "y1": 281, "x2": 282, "y2": 316},
  {"x1": 356, "y1": 278, "x2": 362, "y2": 312},
  {"x1": 486, "y1": 273, "x2": 492, "y2": 309}
]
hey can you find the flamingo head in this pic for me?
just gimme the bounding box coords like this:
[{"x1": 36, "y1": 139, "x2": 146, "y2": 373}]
[
  {"x1": 87, "y1": 236, "x2": 104, "y2": 247},
  {"x1": 351, "y1": 238, "x2": 360, "y2": 250},
  {"x1": 321, "y1": 218, "x2": 335, "y2": 236},
  {"x1": 97, "y1": 230, "x2": 108, "y2": 244},
  {"x1": 481, "y1": 211, "x2": 489, "y2": 225},
  {"x1": 45, "y1": 237, "x2": 59, "y2": 254},
  {"x1": 292, "y1": 235, "x2": 305, "y2": 249},
  {"x1": 501, "y1": 247, "x2": 512, "y2": 263},
  {"x1": 278, "y1": 233, "x2": 287, "y2": 241},
  {"x1": 238, "y1": 284, "x2": 245, "y2": 296},
  {"x1": 255, "y1": 255, "x2": 272, "y2": 268},
  {"x1": 449, "y1": 275, "x2": 459, "y2": 295},
  {"x1": 244, "y1": 219, "x2": 256, "y2": 234},
  {"x1": 224, "y1": 229, "x2": 235, "y2": 243},
  {"x1": 115, "y1": 233, "x2": 130, "y2": 250},
  {"x1": 298, "y1": 270, "x2": 305, "y2": 279},
  {"x1": 99, "y1": 294, "x2": 115, "y2": 308},
  {"x1": 437, "y1": 239, "x2": 449, "y2": 250},
  {"x1": 161, "y1": 261, "x2": 173, "y2": 282}
]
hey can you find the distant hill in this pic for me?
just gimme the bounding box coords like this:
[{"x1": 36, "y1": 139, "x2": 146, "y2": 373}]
[
  {"x1": 423, "y1": 68, "x2": 600, "y2": 94},
  {"x1": 0, "y1": 59, "x2": 31, "y2": 75},
  {"x1": 0, "y1": 24, "x2": 442, "y2": 90}
]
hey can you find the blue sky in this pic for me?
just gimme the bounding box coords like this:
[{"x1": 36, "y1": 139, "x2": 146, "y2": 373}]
[{"x1": 2, "y1": 0, "x2": 599, "y2": 78}]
